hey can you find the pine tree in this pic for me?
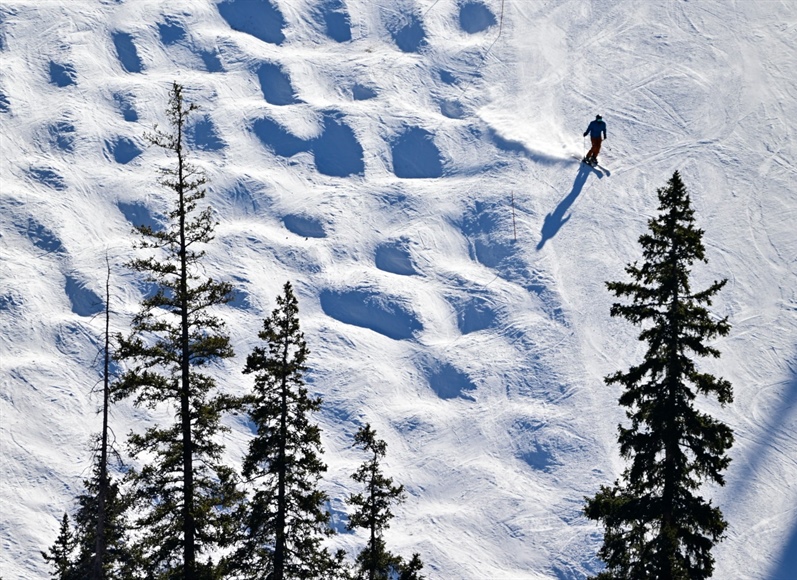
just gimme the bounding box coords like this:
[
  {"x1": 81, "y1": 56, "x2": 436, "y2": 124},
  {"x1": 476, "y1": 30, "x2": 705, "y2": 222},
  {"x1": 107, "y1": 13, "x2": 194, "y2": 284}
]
[
  {"x1": 584, "y1": 171, "x2": 734, "y2": 579},
  {"x1": 114, "y1": 82, "x2": 241, "y2": 579},
  {"x1": 44, "y1": 262, "x2": 135, "y2": 579},
  {"x1": 348, "y1": 424, "x2": 423, "y2": 580},
  {"x1": 229, "y1": 281, "x2": 338, "y2": 579},
  {"x1": 42, "y1": 513, "x2": 78, "y2": 580},
  {"x1": 69, "y1": 461, "x2": 136, "y2": 579}
]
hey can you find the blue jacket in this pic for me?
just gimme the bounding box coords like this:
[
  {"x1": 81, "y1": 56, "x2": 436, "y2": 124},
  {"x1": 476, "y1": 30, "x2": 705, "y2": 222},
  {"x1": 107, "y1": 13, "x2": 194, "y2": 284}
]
[{"x1": 584, "y1": 119, "x2": 607, "y2": 139}]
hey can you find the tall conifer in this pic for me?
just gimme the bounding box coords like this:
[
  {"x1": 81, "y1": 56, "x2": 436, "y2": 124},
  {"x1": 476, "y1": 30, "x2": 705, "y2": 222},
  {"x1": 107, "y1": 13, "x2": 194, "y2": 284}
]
[
  {"x1": 230, "y1": 282, "x2": 338, "y2": 579},
  {"x1": 585, "y1": 171, "x2": 734, "y2": 579},
  {"x1": 44, "y1": 262, "x2": 134, "y2": 579},
  {"x1": 114, "y1": 82, "x2": 241, "y2": 579},
  {"x1": 348, "y1": 424, "x2": 423, "y2": 580}
]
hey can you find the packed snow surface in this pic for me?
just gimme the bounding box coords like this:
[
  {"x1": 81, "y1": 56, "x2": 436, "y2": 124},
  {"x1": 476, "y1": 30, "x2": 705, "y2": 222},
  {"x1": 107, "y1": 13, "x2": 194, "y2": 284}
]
[{"x1": 1, "y1": 0, "x2": 796, "y2": 578}]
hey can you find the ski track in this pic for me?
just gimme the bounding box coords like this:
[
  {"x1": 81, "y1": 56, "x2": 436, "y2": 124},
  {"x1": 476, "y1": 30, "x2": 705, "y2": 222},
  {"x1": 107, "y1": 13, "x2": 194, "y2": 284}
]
[{"x1": 1, "y1": 0, "x2": 796, "y2": 578}]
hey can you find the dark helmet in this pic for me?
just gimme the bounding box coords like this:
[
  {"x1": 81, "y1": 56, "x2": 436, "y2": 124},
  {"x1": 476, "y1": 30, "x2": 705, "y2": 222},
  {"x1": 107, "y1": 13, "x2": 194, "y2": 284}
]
[{"x1": 596, "y1": 114, "x2": 603, "y2": 120}]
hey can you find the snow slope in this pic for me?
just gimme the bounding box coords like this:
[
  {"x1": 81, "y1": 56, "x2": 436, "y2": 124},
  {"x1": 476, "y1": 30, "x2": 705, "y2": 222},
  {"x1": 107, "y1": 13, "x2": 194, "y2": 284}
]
[{"x1": 1, "y1": 0, "x2": 796, "y2": 578}]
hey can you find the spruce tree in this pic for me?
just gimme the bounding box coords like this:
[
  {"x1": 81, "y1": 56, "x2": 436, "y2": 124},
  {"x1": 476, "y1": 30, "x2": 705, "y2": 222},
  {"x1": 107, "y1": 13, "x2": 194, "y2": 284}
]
[
  {"x1": 44, "y1": 262, "x2": 134, "y2": 579},
  {"x1": 42, "y1": 513, "x2": 77, "y2": 580},
  {"x1": 114, "y1": 82, "x2": 241, "y2": 579},
  {"x1": 230, "y1": 281, "x2": 338, "y2": 579},
  {"x1": 584, "y1": 171, "x2": 734, "y2": 579},
  {"x1": 348, "y1": 424, "x2": 423, "y2": 580}
]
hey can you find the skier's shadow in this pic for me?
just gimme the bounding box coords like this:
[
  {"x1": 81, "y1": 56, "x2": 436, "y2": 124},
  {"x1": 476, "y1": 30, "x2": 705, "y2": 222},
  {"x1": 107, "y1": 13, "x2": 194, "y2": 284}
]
[{"x1": 536, "y1": 163, "x2": 601, "y2": 250}]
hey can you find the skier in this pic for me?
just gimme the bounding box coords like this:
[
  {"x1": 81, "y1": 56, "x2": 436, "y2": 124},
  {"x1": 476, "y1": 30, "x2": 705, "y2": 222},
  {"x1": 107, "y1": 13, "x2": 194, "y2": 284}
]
[{"x1": 583, "y1": 115, "x2": 607, "y2": 166}]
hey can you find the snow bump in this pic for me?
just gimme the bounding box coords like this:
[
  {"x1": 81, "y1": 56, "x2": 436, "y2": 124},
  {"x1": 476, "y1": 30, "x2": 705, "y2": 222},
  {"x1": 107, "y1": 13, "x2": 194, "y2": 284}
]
[
  {"x1": 312, "y1": 115, "x2": 364, "y2": 177},
  {"x1": 158, "y1": 18, "x2": 186, "y2": 46},
  {"x1": 48, "y1": 62, "x2": 76, "y2": 87},
  {"x1": 64, "y1": 275, "x2": 103, "y2": 317},
  {"x1": 105, "y1": 137, "x2": 142, "y2": 165},
  {"x1": 375, "y1": 240, "x2": 416, "y2": 276},
  {"x1": 386, "y1": 10, "x2": 426, "y2": 53},
  {"x1": 320, "y1": 288, "x2": 423, "y2": 340},
  {"x1": 256, "y1": 62, "x2": 298, "y2": 105},
  {"x1": 218, "y1": 0, "x2": 286, "y2": 45},
  {"x1": 187, "y1": 116, "x2": 225, "y2": 151},
  {"x1": 458, "y1": 2, "x2": 497, "y2": 34},
  {"x1": 315, "y1": 0, "x2": 352, "y2": 42},
  {"x1": 391, "y1": 127, "x2": 443, "y2": 179},
  {"x1": 423, "y1": 360, "x2": 477, "y2": 400},
  {"x1": 283, "y1": 214, "x2": 326, "y2": 238},
  {"x1": 111, "y1": 32, "x2": 143, "y2": 73}
]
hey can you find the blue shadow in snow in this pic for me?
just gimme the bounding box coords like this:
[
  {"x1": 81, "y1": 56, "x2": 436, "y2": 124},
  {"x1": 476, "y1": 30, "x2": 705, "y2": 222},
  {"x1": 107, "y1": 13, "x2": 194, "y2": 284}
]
[
  {"x1": 391, "y1": 127, "x2": 443, "y2": 179},
  {"x1": 0, "y1": 92, "x2": 9, "y2": 113},
  {"x1": 112, "y1": 32, "x2": 142, "y2": 73},
  {"x1": 461, "y1": 200, "x2": 514, "y2": 268},
  {"x1": 537, "y1": 163, "x2": 595, "y2": 250},
  {"x1": 218, "y1": 0, "x2": 285, "y2": 45},
  {"x1": 761, "y1": 363, "x2": 797, "y2": 579},
  {"x1": 313, "y1": 115, "x2": 364, "y2": 177},
  {"x1": 29, "y1": 167, "x2": 66, "y2": 190},
  {"x1": 439, "y1": 70, "x2": 458, "y2": 85},
  {"x1": 200, "y1": 50, "x2": 223, "y2": 72},
  {"x1": 106, "y1": 137, "x2": 142, "y2": 164},
  {"x1": 49, "y1": 62, "x2": 76, "y2": 87},
  {"x1": 65, "y1": 276, "x2": 103, "y2": 317},
  {"x1": 251, "y1": 117, "x2": 309, "y2": 157},
  {"x1": 317, "y1": 0, "x2": 351, "y2": 42},
  {"x1": 188, "y1": 116, "x2": 225, "y2": 151},
  {"x1": 257, "y1": 62, "x2": 297, "y2": 105},
  {"x1": 511, "y1": 419, "x2": 555, "y2": 471},
  {"x1": 49, "y1": 121, "x2": 76, "y2": 152},
  {"x1": 284, "y1": 214, "x2": 326, "y2": 238},
  {"x1": 0, "y1": 291, "x2": 22, "y2": 312},
  {"x1": 459, "y1": 1, "x2": 497, "y2": 34},
  {"x1": 320, "y1": 289, "x2": 422, "y2": 340},
  {"x1": 113, "y1": 92, "x2": 138, "y2": 122},
  {"x1": 158, "y1": 18, "x2": 185, "y2": 45},
  {"x1": 375, "y1": 240, "x2": 416, "y2": 276},
  {"x1": 23, "y1": 218, "x2": 63, "y2": 254},
  {"x1": 389, "y1": 13, "x2": 426, "y2": 53},
  {"x1": 252, "y1": 113, "x2": 364, "y2": 176},
  {"x1": 451, "y1": 294, "x2": 496, "y2": 334},
  {"x1": 117, "y1": 201, "x2": 161, "y2": 231},
  {"x1": 352, "y1": 84, "x2": 377, "y2": 100},
  {"x1": 771, "y1": 516, "x2": 797, "y2": 580},
  {"x1": 424, "y1": 361, "x2": 476, "y2": 400}
]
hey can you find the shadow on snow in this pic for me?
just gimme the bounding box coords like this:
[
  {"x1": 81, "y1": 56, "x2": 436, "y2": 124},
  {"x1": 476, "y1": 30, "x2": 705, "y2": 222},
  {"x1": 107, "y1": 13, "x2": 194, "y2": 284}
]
[{"x1": 537, "y1": 162, "x2": 600, "y2": 250}]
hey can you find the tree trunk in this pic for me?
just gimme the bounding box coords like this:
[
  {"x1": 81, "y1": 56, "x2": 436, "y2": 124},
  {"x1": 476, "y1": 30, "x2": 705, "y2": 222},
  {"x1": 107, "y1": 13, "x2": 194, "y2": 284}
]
[
  {"x1": 176, "y1": 103, "x2": 196, "y2": 579},
  {"x1": 92, "y1": 261, "x2": 112, "y2": 580}
]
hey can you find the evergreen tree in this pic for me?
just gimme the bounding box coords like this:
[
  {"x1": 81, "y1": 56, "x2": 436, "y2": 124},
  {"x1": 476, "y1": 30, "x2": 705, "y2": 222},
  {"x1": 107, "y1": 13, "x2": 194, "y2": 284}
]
[
  {"x1": 44, "y1": 262, "x2": 135, "y2": 579},
  {"x1": 42, "y1": 513, "x2": 77, "y2": 580},
  {"x1": 114, "y1": 82, "x2": 241, "y2": 579},
  {"x1": 348, "y1": 424, "x2": 423, "y2": 580},
  {"x1": 229, "y1": 282, "x2": 338, "y2": 579},
  {"x1": 584, "y1": 171, "x2": 734, "y2": 579},
  {"x1": 69, "y1": 461, "x2": 137, "y2": 579}
]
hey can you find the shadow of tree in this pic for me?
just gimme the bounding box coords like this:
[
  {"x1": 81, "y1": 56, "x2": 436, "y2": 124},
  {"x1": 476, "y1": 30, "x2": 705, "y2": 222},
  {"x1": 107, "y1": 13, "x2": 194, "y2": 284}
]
[{"x1": 764, "y1": 359, "x2": 797, "y2": 579}]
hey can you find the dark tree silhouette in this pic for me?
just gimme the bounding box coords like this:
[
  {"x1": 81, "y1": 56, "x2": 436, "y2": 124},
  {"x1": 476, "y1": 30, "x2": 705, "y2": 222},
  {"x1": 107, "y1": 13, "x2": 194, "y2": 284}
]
[
  {"x1": 230, "y1": 282, "x2": 340, "y2": 579},
  {"x1": 114, "y1": 82, "x2": 241, "y2": 579},
  {"x1": 43, "y1": 262, "x2": 135, "y2": 579},
  {"x1": 348, "y1": 424, "x2": 423, "y2": 580},
  {"x1": 42, "y1": 514, "x2": 77, "y2": 580},
  {"x1": 585, "y1": 171, "x2": 734, "y2": 579}
]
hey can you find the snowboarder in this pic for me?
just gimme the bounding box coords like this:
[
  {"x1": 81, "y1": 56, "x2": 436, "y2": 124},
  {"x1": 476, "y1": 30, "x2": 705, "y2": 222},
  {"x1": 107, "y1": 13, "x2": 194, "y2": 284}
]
[{"x1": 583, "y1": 115, "x2": 607, "y2": 166}]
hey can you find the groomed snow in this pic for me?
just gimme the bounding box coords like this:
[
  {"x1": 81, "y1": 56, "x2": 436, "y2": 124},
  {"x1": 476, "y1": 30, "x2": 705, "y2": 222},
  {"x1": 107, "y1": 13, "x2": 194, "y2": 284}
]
[{"x1": 0, "y1": 0, "x2": 795, "y2": 578}]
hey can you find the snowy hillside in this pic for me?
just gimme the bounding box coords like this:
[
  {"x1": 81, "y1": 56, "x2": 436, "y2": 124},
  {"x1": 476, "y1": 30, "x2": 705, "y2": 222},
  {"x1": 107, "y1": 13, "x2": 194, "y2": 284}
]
[{"x1": 1, "y1": 0, "x2": 796, "y2": 578}]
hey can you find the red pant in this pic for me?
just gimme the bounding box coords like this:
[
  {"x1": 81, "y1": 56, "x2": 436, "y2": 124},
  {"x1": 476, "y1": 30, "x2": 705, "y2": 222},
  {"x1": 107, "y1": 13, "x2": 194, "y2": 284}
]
[{"x1": 587, "y1": 136, "x2": 603, "y2": 159}]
